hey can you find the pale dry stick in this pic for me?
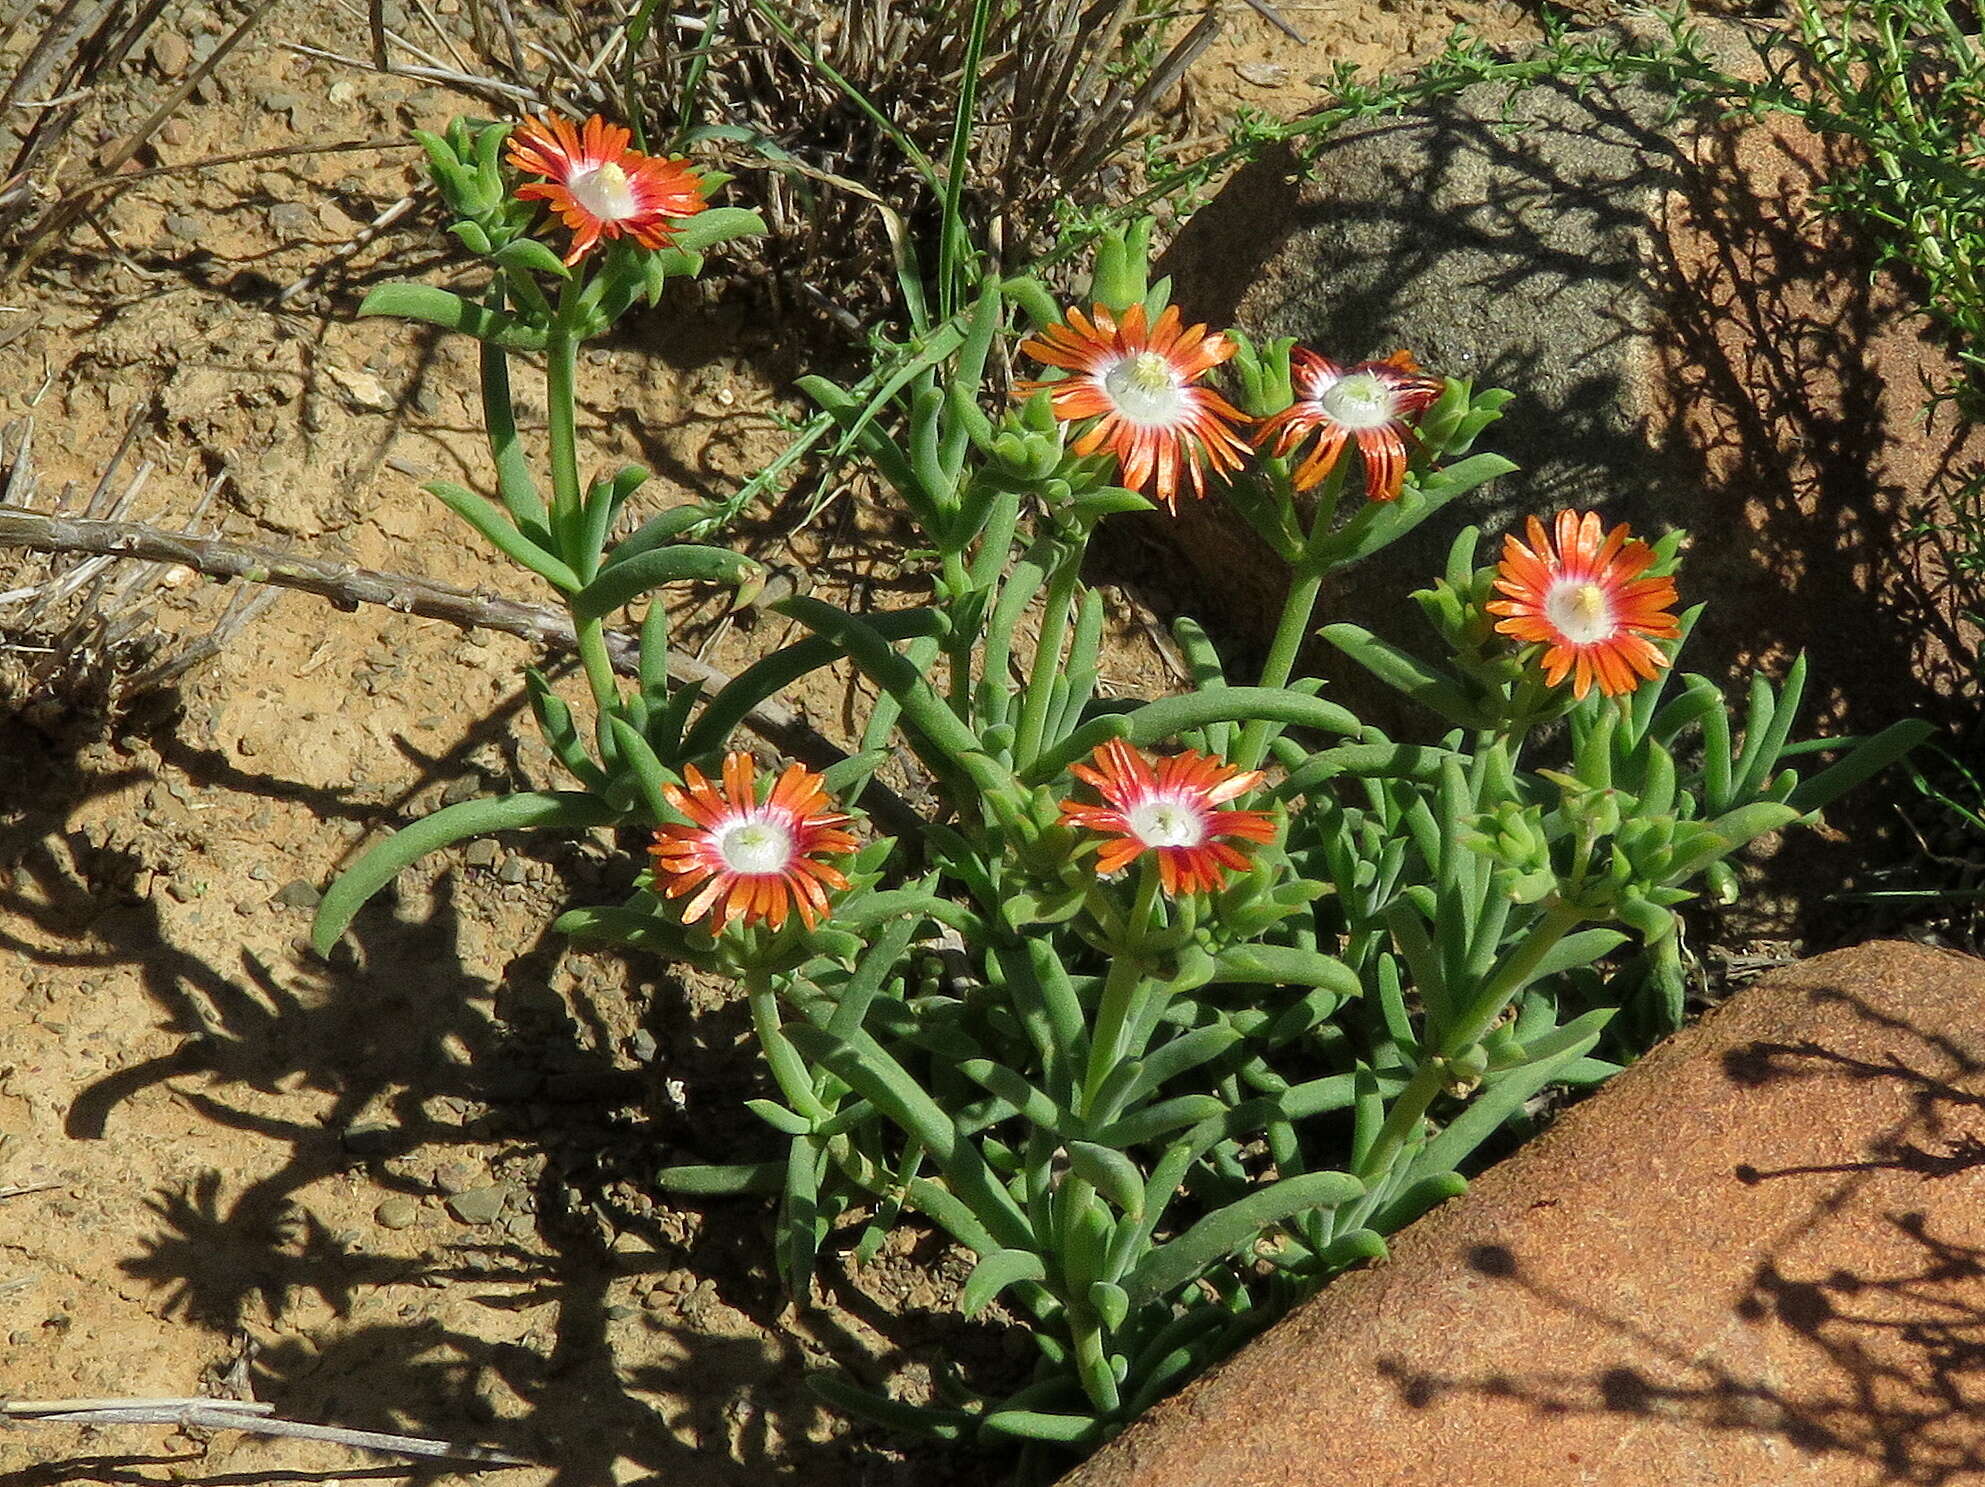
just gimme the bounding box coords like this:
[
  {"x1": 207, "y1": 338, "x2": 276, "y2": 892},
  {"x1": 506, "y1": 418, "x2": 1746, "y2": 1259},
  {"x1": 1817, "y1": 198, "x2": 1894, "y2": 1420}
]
[
  {"x1": 283, "y1": 41, "x2": 542, "y2": 102},
  {"x1": 0, "y1": 506, "x2": 924, "y2": 833},
  {"x1": 329, "y1": 0, "x2": 462, "y2": 77},
  {"x1": 64, "y1": 138, "x2": 404, "y2": 198},
  {"x1": 0, "y1": 1397, "x2": 529, "y2": 1467},
  {"x1": 407, "y1": 0, "x2": 477, "y2": 73},
  {"x1": 0, "y1": 0, "x2": 106, "y2": 116}
]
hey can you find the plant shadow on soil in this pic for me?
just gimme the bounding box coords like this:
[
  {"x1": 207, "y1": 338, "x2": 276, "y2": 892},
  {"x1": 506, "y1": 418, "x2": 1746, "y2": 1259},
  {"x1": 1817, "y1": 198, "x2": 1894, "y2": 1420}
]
[
  {"x1": 1376, "y1": 983, "x2": 1985, "y2": 1483},
  {"x1": 0, "y1": 686, "x2": 1010, "y2": 1486}
]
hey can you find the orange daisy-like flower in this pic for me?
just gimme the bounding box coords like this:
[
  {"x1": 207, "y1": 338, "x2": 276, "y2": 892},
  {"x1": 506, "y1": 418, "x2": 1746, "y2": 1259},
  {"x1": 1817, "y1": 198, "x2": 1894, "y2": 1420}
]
[
  {"x1": 1016, "y1": 302, "x2": 1252, "y2": 513},
  {"x1": 1487, "y1": 510, "x2": 1682, "y2": 699},
  {"x1": 507, "y1": 114, "x2": 707, "y2": 265},
  {"x1": 648, "y1": 752, "x2": 857, "y2": 934},
  {"x1": 1058, "y1": 739, "x2": 1276, "y2": 897},
  {"x1": 1253, "y1": 348, "x2": 1444, "y2": 500}
]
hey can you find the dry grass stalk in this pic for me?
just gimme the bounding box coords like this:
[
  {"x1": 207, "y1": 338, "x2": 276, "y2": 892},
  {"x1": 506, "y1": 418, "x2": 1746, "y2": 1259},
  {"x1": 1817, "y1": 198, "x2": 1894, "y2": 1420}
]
[
  {"x1": 301, "y1": 0, "x2": 1244, "y2": 322},
  {"x1": 0, "y1": 1396, "x2": 529, "y2": 1465},
  {"x1": 0, "y1": 416, "x2": 279, "y2": 730},
  {"x1": 1, "y1": 0, "x2": 287, "y2": 278}
]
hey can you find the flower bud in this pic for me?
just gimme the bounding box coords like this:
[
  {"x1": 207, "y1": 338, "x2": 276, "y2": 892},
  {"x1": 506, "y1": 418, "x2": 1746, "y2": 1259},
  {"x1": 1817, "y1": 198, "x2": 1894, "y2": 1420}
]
[{"x1": 1437, "y1": 1042, "x2": 1489, "y2": 1097}]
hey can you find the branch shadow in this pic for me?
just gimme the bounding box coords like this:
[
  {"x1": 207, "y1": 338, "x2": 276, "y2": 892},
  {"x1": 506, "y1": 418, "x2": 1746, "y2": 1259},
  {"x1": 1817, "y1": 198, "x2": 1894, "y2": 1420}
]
[
  {"x1": 1136, "y1": 31, "x2": 1973, "y2": 754},
  {"x1": 1375, "y1": 980, "x2": 1985, "y2": 1484},
  {"x1": 0, "y1": 697, "x2": 995, "y2": 1486}
]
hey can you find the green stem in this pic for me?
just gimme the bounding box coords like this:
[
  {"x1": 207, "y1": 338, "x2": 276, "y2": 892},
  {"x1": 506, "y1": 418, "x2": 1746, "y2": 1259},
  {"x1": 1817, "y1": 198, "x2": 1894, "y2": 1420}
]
[
  {"x1": 1014, "y1": 542, "x2": 1084, "y2": 769},
  {"x1": 1354, "y1": 898, "x2": 1585, "y2": 1182},
  {"x1": 941, "y1": 548, "x2": 974, "y2": 719},
  {"x1": 574, "y1": 616, "x2": 622, "y2": 734},
  {"x1": 543, "y1": 300, "x2": 620, "y2": 725},
  {"x1": 544, "y1": 321, "x2": 585, "y2": 563},
  {"x1": 1083, "y1": 955, "x2": 1146, "y2": 1118},
  {"x1": 1238, "y1": 561, "x2": 1326, "y2": 770},
  {"x1": 1237, "y1": 444, "x2": 1351, "y2": 771},
  {"x1": 1081, "y1": 862, "x2": 1162, "y2": 1112},
  {"x1": 749, "y1": 975, "x2": 833, "y2": 1124},
  {"x1": 1073, "y1": 1320, "x2": 1122, "y2": 1415}
]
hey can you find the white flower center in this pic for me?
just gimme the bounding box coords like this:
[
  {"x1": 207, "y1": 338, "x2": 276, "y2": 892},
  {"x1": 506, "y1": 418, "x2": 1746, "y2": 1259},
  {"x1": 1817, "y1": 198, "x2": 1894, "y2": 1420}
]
[
  {"x1": 716, "y1": 812, "x2": 794, "y2": 876},
  {"x1": 1316, "y1": 371, "x2": 1395, "y2": 430},
  {"x1": 1102, "y1": 350, "x2": 1187, "y2": 426},
  {"x1": 569, "y1": 160, "x2": 639, "y2": 222},
  {"x1": 1126, "y1": 792, "x2": 1205, "y2": 849},
  {"x1": 1543, "y1": 579, "x2": 1616, "y2": 645}
]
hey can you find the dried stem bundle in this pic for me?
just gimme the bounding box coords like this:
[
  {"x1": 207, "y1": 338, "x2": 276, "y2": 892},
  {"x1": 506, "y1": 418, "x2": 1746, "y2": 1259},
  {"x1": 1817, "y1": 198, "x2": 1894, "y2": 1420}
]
[{"x1": 0, "y1": 416, "x2": 279, "y2": 729}]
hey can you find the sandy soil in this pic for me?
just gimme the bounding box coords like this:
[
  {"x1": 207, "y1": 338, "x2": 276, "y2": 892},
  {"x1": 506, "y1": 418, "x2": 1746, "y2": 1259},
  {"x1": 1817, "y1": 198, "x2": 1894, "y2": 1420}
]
[{"x1": 0, "y1": 1, "x2": 1543, "y2": 1483}]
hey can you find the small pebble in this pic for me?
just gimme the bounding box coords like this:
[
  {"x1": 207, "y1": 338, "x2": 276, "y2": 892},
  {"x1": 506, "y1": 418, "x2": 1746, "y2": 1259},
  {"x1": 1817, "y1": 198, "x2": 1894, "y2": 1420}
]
[
  {"x1": 431, "y1": 1159, "x2": 480, "y2": 1194},
  {"x1": 495, "y1": 858, "x2": 529, "y2": 886},
  {"x1": 319, "y1": 200, "x2": 360, "y2": 236},
  {"x1": 151, "y1": 32, "x2": 192, "y2": 76},
  {"x1": 629, "y1": 1029, "x2": 658, "y2": 1064},
  {"x1": 272, "y1": 879, "x2": 321, "y2": 909},
  {"x1": 440, "y1": 775, "x2": 482, "y2": 806},
  {"x1": 375, "y1": 1196, "x2": 420, "y2": 1230},
  {"x1": 446, "y1": 1185, "x2": 509, "y2": 1226},
  {"x1": 163, "y1": 212, "x2": 202, "y2": 242},
  {"x1": 464, "y1": 839, "x2": 500, "y2": 869},
  {"x1": 267, "y1": 202, "x2": 315, "y2": 239}
]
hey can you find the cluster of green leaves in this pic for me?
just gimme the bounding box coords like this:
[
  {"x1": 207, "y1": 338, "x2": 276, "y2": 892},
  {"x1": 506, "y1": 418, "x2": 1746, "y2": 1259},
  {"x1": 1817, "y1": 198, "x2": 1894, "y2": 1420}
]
[
  {"x1": 569, "y1": 236, "x2": 1921, "y2": 1468},
  {"x1": 316, "y1": 111, "x2": 1930, "y2": 1480}
]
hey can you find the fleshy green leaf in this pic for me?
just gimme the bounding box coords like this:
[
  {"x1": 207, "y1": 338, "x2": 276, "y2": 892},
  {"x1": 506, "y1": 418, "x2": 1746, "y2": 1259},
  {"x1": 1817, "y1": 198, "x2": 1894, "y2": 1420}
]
[
  {"x1": 313, "y1": 791, "x2": 618, "y2": 954},
  {"x1": 656, "y1": 1161, "x2": 783, "y2": 1194},
  {"x1": 962, "y1": 1248, "x2": 1048, "y2": 1316},
  {"x1": 570, "y1": 544, "x2": 761, "y2": 620},
  {"x1": 1319, "y1": 623, "x2": 1495, "y2": 728},
  {"x1": 1786, "y1": 719, "x2": 1936, "y2": 814},
  {"x1": 1067, "y1": 1141, "x2": 1147, "y2": 1218},
  {"x1": 807, "y1": 1373, "x2": 971, "y2": 1442},
  {"x1": 1125, "y1": 1170, "x2": 1363, "y2": 1306},
  {"x1": 356, "y1": 283, "x2": 546, "y2": 350},
  {"x1": 491, "y1": 236, "x2": 573, "y2": 279},
  {"x1": 426, "y1": 481, "x2": 582, "y2": 593}
]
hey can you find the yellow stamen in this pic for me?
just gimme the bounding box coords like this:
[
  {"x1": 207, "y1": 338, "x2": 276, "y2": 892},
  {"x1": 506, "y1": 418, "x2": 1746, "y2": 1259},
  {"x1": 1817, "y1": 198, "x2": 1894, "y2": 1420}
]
[
  {"x1": 1123, "y1": 351, "x2": 1173, "y2": 396},
  {"x1": 1568, "y1": 582, "x2": 1607, "y2": 628}
]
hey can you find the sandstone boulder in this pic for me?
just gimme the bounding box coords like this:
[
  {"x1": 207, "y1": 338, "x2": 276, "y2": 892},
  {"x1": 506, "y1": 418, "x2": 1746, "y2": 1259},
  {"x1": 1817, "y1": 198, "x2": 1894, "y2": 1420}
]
[{"x1": 1057, "y1": 940, "x2": 1985, "y2": 1487}]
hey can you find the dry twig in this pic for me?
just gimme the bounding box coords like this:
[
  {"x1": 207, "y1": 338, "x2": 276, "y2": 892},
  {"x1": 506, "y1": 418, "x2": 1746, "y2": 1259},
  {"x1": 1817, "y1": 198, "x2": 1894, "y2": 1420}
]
[
  {"x1": 0, "y1": 503, "x2": 924, "y2": 834},
  {"x1": 0, "y1": 1396, "x2": 529, "y2": 1466}
]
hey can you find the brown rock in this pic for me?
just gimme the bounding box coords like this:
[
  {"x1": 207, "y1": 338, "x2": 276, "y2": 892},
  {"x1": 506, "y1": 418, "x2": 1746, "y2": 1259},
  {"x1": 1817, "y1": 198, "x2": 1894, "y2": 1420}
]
[
  {"x1": 150, "y1": 31, "x2": 192, "y2": 78},
  {"x1": 1060, "y1": 941, "x2": 1985, "y2": 1487}
]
